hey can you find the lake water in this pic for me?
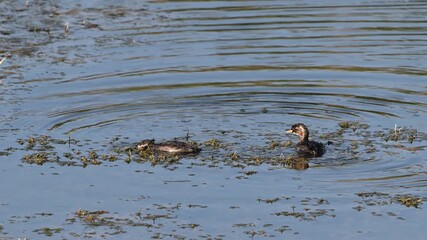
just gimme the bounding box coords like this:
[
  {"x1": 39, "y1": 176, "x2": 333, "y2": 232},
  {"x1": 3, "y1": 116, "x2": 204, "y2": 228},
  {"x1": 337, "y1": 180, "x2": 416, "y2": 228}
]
[{"x1": 1, "y1": 0, "x2": 426, "y2": 239}]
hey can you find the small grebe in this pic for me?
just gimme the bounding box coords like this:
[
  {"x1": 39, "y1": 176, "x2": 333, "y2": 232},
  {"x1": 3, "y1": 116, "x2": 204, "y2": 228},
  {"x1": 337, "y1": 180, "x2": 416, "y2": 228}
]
[
  {"x1": 137, "y1": 139, "x2": 201, "y2": 154},
  {"x1": 286, "y1": 123, "x2": 325, "y2": 157}
]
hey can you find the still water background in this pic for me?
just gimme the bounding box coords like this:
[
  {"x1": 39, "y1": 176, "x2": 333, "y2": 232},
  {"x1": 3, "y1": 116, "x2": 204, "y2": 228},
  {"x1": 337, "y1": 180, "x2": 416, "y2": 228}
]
[{"x1": 0, "y1": 0, "x2": 426, "y2": 239}]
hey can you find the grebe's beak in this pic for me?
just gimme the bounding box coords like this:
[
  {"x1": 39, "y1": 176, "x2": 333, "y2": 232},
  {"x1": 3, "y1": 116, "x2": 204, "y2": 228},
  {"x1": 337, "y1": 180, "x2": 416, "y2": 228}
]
[{"x1": 285, "y1": 129, "x2": 293, "y2": 134}]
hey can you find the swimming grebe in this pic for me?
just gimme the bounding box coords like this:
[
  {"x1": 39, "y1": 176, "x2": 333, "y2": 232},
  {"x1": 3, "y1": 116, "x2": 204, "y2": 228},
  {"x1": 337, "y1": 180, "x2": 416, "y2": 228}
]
[
  {"x1": 286, "y1": 123, "x2": 325, "y2": 157},
  {"x1": 137, "y1": 139, "x2": 201, "y2": 154}
]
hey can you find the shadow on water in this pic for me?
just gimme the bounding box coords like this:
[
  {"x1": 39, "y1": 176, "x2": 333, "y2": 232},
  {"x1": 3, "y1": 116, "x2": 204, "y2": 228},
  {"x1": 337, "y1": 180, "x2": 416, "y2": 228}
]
[{"x1": 1, "y1": 0, "x2": 427, "y2": 239}]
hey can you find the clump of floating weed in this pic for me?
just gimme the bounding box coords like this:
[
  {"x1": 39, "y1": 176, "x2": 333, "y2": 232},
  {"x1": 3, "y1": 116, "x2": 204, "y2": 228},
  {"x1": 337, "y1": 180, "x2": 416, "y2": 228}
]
[
  {"x1": 137, "y1": 147, "x2": 155, "y2": 159},
  {"x1": 356, "y1": 192, "x2": 390, "y2": 198},
  {"x1": 17, "y1": 135, "x2": 84, "y2": 166},
  {"x1": 320, "y1": 129, "x2": 345, "y2": 140},
  {"x1": 135, "y1": 148, "x2": 181, "y2": 168},
  {"x1": 242, "y1": 170, "x2": 257, "y2": 176},
  {"x1": 229, "y1": 151, "x2": 240, "y2": 160},
  {"x1": 204, "y1": 138, "x2": 221, "y2": 148},
  {"x1": 80, "y1": 156, "x2": 88, "y2": 167},
  {"x1": 269, "y1": 140, "x2": 293, "y2": 150},
  {"x1": 280, "y1": 155, "x2": 294, "y2": 167},
  {"x1": 88, "y1": 150, "x2": 101, "y2": 165},
  {"x1": 257, "y1": 197, "x2": 280, "y2": 204},
  {"x1": 0, "y1": 151, "x2": 11, "y2": 156},
  {"x1": 339, "y1": 121, "x2": 369, "y2": 132},
  {"x1": 75, "y1": 209, "x2": 109, "y2": 225},
  {"x1": 22, "y1": 152, "x2": 58, "y2": 165},
  {"x1": 63, "y1": 152, "x2": 74, "y2": 160},
  {"x1": 269, "y1": 140, "x2": 281, "y2": 150},
  {"x1": 80, "y1": 150, "x2": 102, "y2": 167},
  {"x1": 246, "y1": 155, "x2": 269, "y2": 166},
  {"x1": 384, "y1": 125, "x2": 417, "y2": 143},
  {"x1": 33, "y1": 227, "x2": 63, "y2": 237},
  {"x1": 17, "y1": 135, "x2": 68, "y2": 150},
  {"x1": 70, "y1": 208, "x2": 155, "y2": 236},
  {"x1": 101, "y1": 154, "x2": 118, "y2": 162},
  {"x1": 395, "y1": 195, "x2": 423, "y2": 208},
  {"x1": 88, "y1": 150, "x2": 98, "y2": 159}
]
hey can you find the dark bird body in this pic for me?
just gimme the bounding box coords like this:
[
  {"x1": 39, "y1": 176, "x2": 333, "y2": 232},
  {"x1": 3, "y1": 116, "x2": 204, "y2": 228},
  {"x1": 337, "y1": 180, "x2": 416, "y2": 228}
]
[
  {"x1": 137, "y1": 139, "x2": 201, "y2": 154},
  {"x1": 286, "y1": 123, "x2": 325, "y2": 157}
]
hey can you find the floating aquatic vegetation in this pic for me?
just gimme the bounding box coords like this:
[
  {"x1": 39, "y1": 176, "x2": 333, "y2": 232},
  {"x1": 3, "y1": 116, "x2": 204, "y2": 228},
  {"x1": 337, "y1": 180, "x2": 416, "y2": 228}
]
[
  {"x1": 5, "y1": 123, "x2": 424, "y2": 172},
  {"x1": 338, "y1": 121, "x2": 369, "y2": 131},
  {"x1": 355, "y1": 192, "x2": 424, "y2": 210},
  {"x1": 204, "y1": 138, "x2": 221, "y2": 149},
  {"x1": 395, "y1": 194, "x2": 423, "y2": 208},
  {"x1": 268, "y1": 139, "x2": 293, "y2": 150},
  {"x1": 22, "y1": 152, "x2": 57, "y2": 165},
  {"x1": 17, "y1": 135, "x2": 69, "y2": 150},
  {"x1": 257, "y1": 197, "x2": 281, "y2": 204},
  {"x1": 241, "y1": 170, "x2": 257, "y2": 176},
  {"x1": 273, "y1": 209, "x2": 335, "y2": 221},
  {"x1": 229, "y1": 151, "x2": 240, "y2": 160},
  {"x1": 75, "y1": 209, "x2": 110, "y2": 225},
  {"x1": 33, "y1": 227, "x2": 63, "y2": 237},
  {"x1": 384, "y1": 125, "x2": 417, "y2": 143},
  {"x1": 0, "y1": 151, "x2": 10, "y2": 156}
]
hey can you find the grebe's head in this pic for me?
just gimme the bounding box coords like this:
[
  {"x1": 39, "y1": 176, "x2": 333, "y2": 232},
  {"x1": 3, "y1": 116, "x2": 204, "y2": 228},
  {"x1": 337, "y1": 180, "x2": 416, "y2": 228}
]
[
  {"x1": 137, "y1": 139, "x2": 155, "y2": 151},
  {"x1": 286, "y1": 123, "x2": 309, "y2": 141}
]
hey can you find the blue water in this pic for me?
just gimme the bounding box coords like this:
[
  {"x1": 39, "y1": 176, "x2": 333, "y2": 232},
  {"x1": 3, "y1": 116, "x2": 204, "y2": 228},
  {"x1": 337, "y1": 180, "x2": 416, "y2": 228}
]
[{"x1": 0, "y1": 0, "x2": 426, "y2": 239}]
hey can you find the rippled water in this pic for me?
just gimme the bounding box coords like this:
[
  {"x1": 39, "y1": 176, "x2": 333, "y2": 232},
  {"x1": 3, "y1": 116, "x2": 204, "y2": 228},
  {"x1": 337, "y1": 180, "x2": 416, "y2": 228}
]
[{"x1": 1, "y1": 0, "x2": 427, "y2": 239}]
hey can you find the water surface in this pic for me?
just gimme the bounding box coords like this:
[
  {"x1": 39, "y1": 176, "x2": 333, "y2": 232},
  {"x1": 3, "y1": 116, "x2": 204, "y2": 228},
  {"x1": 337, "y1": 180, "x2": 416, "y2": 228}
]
[{"x1": 0, "y1": 0, "x2": 426, "y2": 239}]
